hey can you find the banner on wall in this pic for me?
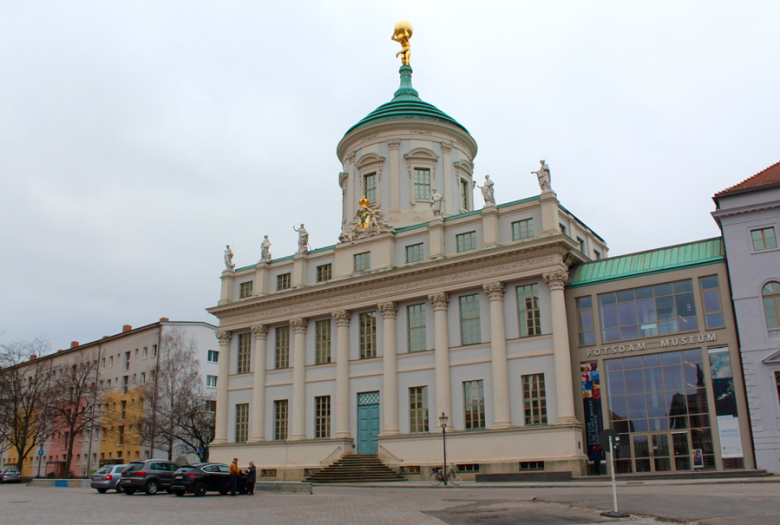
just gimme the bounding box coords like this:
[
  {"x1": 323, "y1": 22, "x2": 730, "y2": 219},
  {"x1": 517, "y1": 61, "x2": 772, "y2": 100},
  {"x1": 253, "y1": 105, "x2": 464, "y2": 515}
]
[
  {"x1": 581, "y1": 362, "x2": 603, "y2": 458},
  {"x1": 708, "y1": 346, "x2": 744, "y2": 458}
]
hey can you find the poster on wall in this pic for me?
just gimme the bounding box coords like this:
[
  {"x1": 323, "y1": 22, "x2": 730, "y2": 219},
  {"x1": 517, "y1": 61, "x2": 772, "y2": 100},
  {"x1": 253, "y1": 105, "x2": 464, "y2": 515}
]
[
  {"x1": 581, "y1": 362, "x2": 603, "y2": 459},
  {"x1": 692, "y1": 449, "x2": 704, "y2": 469},
  {"x1": 716, "y1": 415, "x2": 744, "y2": 458}
]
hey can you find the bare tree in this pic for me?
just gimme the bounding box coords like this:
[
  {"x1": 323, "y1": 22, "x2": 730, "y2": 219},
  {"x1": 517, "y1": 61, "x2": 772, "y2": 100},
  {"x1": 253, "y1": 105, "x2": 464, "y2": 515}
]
[
  {"x1": 0, "y1": 337, "x2": 53, "y2": 471},
  {"x1": 136, "y1": 327, "x2": 215, "y2": 461},
  {"x1": 46, "y1": 352, "x2": 102, "y2": 478}
]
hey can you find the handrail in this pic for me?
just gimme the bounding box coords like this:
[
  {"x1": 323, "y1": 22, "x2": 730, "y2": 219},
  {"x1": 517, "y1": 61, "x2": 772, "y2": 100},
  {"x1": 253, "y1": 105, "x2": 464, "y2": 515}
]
[
  {"x1": 378, "y1": 444, "x2": 403, "y2": 464},
  {"x1": 319, "y1": 446, "x2": 343, "y2": 465}
]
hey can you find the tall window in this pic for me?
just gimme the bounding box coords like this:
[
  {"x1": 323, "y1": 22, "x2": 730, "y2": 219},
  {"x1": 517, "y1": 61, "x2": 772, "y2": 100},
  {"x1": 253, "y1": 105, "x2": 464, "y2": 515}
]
[
  {"x1": 274, "y1": 400, "x2": 288, "y2": 440},
  {"x1": 120, "y1": 400, "x2": 127, "y2": 420},
  {"x1": 237, "y1": 333, "x2": 251, "y2": 374},
  {"x1": 516, "y1": 284, "x2": 541, "y2": 337},
  {"x1": 522, "y1": 374, "x2": 547, "y2": 425},
  {"x1": 317, "y1": 264, "x2": 332, "y2": 282},
  {"x1": 407, "y1": 304, "x2": 427, "y2": 352},
  {"x1": 594, "y1": 250, "x2": 602, "y2": 260},
  {"x1": 277, "y1": 273, "x2": 291, "y2": 291},
  {"x1": 775, "y1": 371, "x2": 780, "y2": 409},
  {"x1": 752, "y1": 227, "x2": 777, "y2": 251},
  {"x1": 354, "y1": 252, "x2": 371, "y2": 271},
  {"x1": 413, "y1": 168, "x2": 431, "y2": 200},
  {"x1": 364, "y1": 173, "x2": 377, "y2": 203},
  {"x1": 456, "y1": 232, "x2": 477, "y2": 252},
  {"x1": 409, "y1": 386, "x2": 429, "y2": 433},
  {"x1": 559, "y1": 223, "x2": 567, "y2": 236},
  {"x1": 577, "y1": 237, "x2": 586, "y2": 253},
  {"x1": 275, "y1": 326, "x2": 290, "y2": 368},
  {"x1": 122, "y1": 376, "x2": 128, "y2": 395},
  {"x1": 512, "y1": 219, "x2": 534, "y2": 240},
  {"x1": 235, "y1": 404, "x2": 249, "y2": 443},
  {"x1": 463, "y1": 380, "x2": 485, "y2": 429},
  {"x1": 599, "y1": 280, "x2": 697, "y2": 343},
  {"x1": 360, "y1": 312, "x2": 377, "y2": 359},
  {"x1": 143, "y1": 347, "x2": 148, "y2": 360},
  {"x1": 315, "y1": 396, "x2": 331, "y2": 438},
  {"x1": 207, "y1": 350, "x2": 219, "y2": 363},
  {"x1": 577, "y1": 296, "x2": 596, "y2": 345},
  {"x1": 763, "y1": 282, "x2": 780, "y2": 328},
  {"x1": 700, "y1": 275, "x2": 725, "y2": 329},
  {"x1": 152, "y1": 344, "x2": 157, "y2": 357},
  {"x1": 460, "y1": 294, "x2": 481, "y2": 345},
  {"x1": 315, "y1": 320, "x2": 331, "y2": 364},
  {"x1": 406, "y1": 243, "x2": 424, "y2": 263},
  {"x1": 206, "y1": 375, "x2": 217, "y2": 388},
  {"x1": 240, "y1": 281, "x2": 254, "y2": 298},
  {"x1": 461, "y1": 179, "x2": 469, "y2": 210},
  {"x1": 118, "y1": 426, "x2": 124, "y2": 446},
  {"x1": 124, "y1": 352, "x2": 130, "y2": 371}
]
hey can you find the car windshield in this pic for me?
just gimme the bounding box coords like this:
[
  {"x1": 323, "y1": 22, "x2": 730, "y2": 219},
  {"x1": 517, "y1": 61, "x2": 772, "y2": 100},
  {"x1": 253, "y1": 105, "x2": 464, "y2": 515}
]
[{"x1": 96, "y1": 467, "x2": 112, "y2": 474}]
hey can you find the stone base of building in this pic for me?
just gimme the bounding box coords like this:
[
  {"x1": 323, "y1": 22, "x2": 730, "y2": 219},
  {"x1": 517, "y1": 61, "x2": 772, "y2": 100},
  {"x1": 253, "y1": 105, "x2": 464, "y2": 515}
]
[{"x1": 210, "y1": 424, "x2": 587, "y2": 481}]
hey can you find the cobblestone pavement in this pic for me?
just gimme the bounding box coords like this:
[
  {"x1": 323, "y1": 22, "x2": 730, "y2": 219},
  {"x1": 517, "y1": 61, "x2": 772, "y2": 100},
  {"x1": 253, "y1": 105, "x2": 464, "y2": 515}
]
[{"x1": 0, "y1": 484, "x2": 662, "y2": 525}]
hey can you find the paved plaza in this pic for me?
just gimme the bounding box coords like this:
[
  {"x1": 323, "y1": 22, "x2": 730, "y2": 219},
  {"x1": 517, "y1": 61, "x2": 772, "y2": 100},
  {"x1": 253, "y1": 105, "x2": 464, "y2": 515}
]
[{"x1": 1, "y1": 480, "x2": 779, "y2": 524}]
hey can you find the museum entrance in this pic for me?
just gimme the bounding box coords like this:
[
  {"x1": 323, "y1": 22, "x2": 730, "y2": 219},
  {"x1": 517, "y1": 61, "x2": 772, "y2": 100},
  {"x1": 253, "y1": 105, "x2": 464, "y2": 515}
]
[{"x1": 618, "y1": 431, "x2": 692, "y2": 473}]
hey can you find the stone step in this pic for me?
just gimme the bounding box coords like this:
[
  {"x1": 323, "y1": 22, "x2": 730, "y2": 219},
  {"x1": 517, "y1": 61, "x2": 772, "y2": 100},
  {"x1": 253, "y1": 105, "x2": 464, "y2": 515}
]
[{"x1": 305, "y1": 454, "x2": 406, "y2": 483}]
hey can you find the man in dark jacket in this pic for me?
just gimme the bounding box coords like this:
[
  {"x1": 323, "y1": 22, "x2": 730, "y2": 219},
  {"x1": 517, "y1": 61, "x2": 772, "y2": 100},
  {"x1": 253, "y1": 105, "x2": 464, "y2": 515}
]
[
  {"x1": 246, "y1": 461, "x2": 257, "y2": 495},
  {"x1": 229, "y1": 458, "x2": 239, "y2": 496}
]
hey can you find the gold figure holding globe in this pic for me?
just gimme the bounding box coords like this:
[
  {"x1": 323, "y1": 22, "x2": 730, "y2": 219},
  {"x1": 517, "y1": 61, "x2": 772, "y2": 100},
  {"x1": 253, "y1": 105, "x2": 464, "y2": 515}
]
[{"x1": 392, "y1": 21, "x2": 413, "y2": 66}]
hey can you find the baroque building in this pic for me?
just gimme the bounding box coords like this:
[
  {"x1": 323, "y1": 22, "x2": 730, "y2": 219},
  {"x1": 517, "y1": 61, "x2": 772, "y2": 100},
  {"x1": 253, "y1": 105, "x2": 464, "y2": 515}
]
[{"x1": 207, "y1": 55, "x2": 608, "y2": 480}]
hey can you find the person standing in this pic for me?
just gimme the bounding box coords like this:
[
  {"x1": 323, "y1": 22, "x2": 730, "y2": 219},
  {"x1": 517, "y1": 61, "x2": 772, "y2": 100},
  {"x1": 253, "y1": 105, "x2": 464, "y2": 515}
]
[
  {"x1": 229, "y1": 458, "x2": 239, "y2": 496},
  {"x1": 246, "y1": 461, "x2": 257, "y2": 495}
]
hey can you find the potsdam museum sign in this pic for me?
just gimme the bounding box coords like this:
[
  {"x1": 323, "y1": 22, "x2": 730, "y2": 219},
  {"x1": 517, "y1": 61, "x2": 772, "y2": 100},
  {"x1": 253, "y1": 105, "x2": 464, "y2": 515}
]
[{"x1": 585, "y1": 332, "x2": 719, "y2": 356}]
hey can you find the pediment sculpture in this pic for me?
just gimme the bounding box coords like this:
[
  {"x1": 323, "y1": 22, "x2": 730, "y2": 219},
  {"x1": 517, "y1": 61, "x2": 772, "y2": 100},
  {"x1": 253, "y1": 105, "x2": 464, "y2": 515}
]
[{"x1": 339, "y1": 196, "x2": 395, "y2": 244}]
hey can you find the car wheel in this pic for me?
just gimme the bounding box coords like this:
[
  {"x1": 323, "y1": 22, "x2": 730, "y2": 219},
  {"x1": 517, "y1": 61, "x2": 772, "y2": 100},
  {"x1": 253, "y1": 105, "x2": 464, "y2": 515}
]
[
  {"x1": 193, "y1": 483, "x2": 207, "y2": 497},
  {"x1": 116, "y1": 484, "x2": 124, "y2": 493},
  {"x1": 97, "y1": 488, "x2": 107, "y2": 494},
  {"x1": 124, "y1": 489, "x2": 135, "y2": 495},
  {"x1": 174, "y1": 490, "x2": 185, "y2": 497},
  {"x1": 145, "y1": 480, "x2": 159, "y2": 495}
]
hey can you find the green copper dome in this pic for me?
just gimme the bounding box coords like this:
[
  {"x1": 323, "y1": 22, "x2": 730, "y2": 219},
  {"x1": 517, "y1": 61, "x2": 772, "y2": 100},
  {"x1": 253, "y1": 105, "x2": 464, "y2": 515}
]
[{"x1": 345, "y1": 66, "x2": 468, "y2": 135}]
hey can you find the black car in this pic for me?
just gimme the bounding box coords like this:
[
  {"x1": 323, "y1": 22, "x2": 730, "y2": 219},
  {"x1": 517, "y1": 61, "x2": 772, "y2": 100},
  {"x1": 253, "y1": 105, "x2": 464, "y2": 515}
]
[
  {"x1": 119, "y1": 459, "x2": 180, "y2": 495},
  {"x1": 170, "y1": 463, "x2": 249, "y2": 497}
]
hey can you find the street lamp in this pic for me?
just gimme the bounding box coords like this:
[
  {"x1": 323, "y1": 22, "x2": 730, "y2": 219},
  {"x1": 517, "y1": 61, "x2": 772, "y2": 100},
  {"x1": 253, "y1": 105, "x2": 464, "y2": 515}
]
[
  {"x1": 439, "y1": 412, "x2": 448, "y2": 487},
  {"x1": 36, "y1": 442, "x2": 43, "y2": 478}
]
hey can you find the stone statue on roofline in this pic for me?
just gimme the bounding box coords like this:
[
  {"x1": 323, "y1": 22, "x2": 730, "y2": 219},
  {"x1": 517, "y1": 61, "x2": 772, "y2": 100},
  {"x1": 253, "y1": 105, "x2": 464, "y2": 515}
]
[
  {"x1": 224, "y1": 245, "x2": 236, "y2": 271},
  {"x1": 293, "y1": 224, "x2": 309, "y2": 254},
  {"x1": 476, "y1": 175, "x2": 495, "y2": 207},
  {"x1": 430, "y1": 188, "x2": 444, "y2": 219},
  {"x1": 260, "y1": 235, "x2": 272, "y2": 263},
  {"x1": 533, "y1": 160, "x2": 553, "y2": 193}
]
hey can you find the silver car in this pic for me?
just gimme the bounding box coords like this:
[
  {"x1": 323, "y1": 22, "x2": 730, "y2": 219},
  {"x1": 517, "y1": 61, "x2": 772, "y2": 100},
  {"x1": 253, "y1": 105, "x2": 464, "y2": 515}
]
[
  {"x1": 91, "y1": 464, "x2": 128, "y2": 493},
  {"x1": 0, "y1": 468, "x2": 22, "y2": 483}
]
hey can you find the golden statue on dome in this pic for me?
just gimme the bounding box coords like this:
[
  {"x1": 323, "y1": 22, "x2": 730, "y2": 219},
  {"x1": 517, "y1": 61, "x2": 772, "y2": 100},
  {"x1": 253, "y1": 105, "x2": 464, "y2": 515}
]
[{"x1": 392, "y1": 21, "x2": 413, "y2": 66}]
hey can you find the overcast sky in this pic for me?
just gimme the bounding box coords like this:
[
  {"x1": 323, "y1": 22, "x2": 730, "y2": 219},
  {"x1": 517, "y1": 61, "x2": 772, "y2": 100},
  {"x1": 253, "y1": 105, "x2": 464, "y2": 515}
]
[{"x1": 1, "y1": 1, "x2": 778, "y2": 351}]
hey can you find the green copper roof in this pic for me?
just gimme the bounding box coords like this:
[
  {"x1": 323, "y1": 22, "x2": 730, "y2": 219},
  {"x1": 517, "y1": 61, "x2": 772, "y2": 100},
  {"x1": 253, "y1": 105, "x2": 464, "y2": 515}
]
[
  {"x1": 568, "y1": 238, "x2": 724, "y2": 288},
  {"x1": 345, "y1": 66, "x2": 468, "y2": 135}
]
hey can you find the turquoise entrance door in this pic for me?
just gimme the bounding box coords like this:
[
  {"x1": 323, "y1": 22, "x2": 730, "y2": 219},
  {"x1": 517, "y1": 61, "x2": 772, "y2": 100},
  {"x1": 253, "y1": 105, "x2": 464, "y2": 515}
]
[{"x1": 357, "y1": 391, "x2": 380, "y2": 454}]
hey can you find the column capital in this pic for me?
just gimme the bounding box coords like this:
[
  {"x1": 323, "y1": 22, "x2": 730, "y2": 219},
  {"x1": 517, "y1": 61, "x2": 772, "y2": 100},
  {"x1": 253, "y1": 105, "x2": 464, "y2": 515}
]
[
  {"x1": 251, "y1": 323, "x2": 268, "y2": 339},
  {"x1": 543, "y1": 270, "x2": 569, "y2": 291},
  {"x1": 378, "y1": 301, "x2": 398, "y2": 318},
  {"x1": 482, "y1": 281, "x2": 505, "y2": 300},
  {"x1": 388, "y1": 139, "x2": 400, "y2": 150},
  {"x1": 215, "y1": 330, "x2": 232, "y2": 345},
  {"x1": 428, "y1": 291, "x2": 449, "y2": 310},
  {"x1": 332, "y1": 309, "x2": 350, "y2": 326},
  {"x1": 440, "y1": 141, "x2": 452, "y2": 154},
  {"x1": 290, "y1": 317, "x2": 308, "y2": 333}
]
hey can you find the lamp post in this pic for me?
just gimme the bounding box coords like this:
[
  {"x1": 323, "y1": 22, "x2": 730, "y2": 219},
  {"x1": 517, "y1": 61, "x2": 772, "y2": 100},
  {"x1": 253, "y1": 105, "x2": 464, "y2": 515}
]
[
  {"x1": 36, "y1": 442, "x2": 43, "y2": 478},
  {"x1": 439, "y1": 412, "x2": 448, "y2": 487}
]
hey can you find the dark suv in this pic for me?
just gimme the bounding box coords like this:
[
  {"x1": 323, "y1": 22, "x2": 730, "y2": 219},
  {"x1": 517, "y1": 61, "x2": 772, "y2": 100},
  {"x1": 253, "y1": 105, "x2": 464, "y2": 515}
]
[
  {"x1": 171, "y1": 463, "x2": 249, "y2": 497},
  {"x1": 120, "y1": 460, "x2": 179, "y2": 495}
]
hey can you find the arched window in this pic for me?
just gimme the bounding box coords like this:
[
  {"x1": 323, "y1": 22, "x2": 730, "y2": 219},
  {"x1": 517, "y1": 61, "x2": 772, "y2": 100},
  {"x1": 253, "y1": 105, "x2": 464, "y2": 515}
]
[{"x1": 762, "y1": 282, "x2": 780, "y2": 327}]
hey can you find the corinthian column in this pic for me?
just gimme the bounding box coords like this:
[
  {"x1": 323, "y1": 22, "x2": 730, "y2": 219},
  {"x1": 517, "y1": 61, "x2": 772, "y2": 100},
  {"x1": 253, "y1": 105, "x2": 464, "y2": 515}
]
[
  {"x1": 333, "y1": 310, "x2": 352, "y2": 437},
  {"x1": 378, "y1": 301, "x2": 399, "y2": 435},
  {"x1": 428, "y1": 292, "x2": 451, "y2": 430},
  {"x1": 213, "y1": 330, "x2": 232, "y2": 444},
  {"x1": 290, "y1": 317, "x2": 308, "y2": 440},
  {"x1": 249, "y1": 324, "x2": 268, "y2": 442},
  {"x1": 544, "y1": 270, "x2": 578, "y2": 423},
  {"x1": 483, "y1": 282, "x2": 512, "y2": 428}
]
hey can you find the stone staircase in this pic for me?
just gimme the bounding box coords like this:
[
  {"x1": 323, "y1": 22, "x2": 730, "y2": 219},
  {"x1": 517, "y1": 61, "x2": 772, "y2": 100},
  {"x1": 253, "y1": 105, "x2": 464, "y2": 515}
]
[{"x1": 305, "y1": 454, "x2": 406, "y2": 483}]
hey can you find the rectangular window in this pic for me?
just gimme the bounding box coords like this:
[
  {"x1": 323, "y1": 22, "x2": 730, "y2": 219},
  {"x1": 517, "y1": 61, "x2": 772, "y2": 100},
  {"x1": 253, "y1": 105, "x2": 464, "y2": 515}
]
[
  {"x1": 140, "y1": 372, "x2": 146, "y2": 385},
  {"x1": 206, "y1": 400, "x2": 216, "y2": 413},
  {"x1": 261, "y1": 469, "x2": 277, "y2": 477},
  {"x1": 463, "y1": 380, "x2": 486, "y2": 429},
  {"x1": 206, "y1": 375, "x2": 217, "y2": 388},
  {"x1": 560, "y1": 223, "x2": 567, "y2": 236},
  {"x1": 120, "y1": 400, "x2": 126, "y2": 420},
  {"x1": 522, "y1": 373, "x2": 547, "y2": 425},
  {"x1": 598, "y1": 279, "x2": 698, "y2": 343},
  {"x1": 101, "y1": 358, "x2": 105, "y2": 369},
  {"x1": 700, "y1": 275, "x2": 725, "y2": 329},
  {"x1": 275, "y1": 326, "x2": 290, "y2": 369},
  {"x1": 315, "y1": 396, "x2": 331, "y2": 438},
  {"x1": 407, "y1": 304, "x2": 427, "y2": 352},
  {"x1": 109, "y1": 356, "x2": 113, "y2": 368},
  {"x1": 512, "y1": 218, "x2": 534, "y2": 240},
  {"x1": 277, "y1": 273, "x2": 291, "y2": 291},
  {"x1": 207, "y1": 350, "x2": 219, "y2": 363},
  {"x1": 236, "y1": 333, "x2": 251, "y2": 374},
  {"x1": 152, "y1": 344, "x2": 157, "y2": 357},
  {"x1": 354, "y1": 252, "x2": 371, "y2": 271},
  {"x1": 776, "y1": 371, "x2": 780, "y2": 409},
  {"x1": 406, "y1": 243, "x2": 424, "y2": 263},
  {"x1": 409, "y1": 386, "x2": 429, "y2": 433},
  {"x1": 124, "y1": 352, "x2": 130, "y2": 371},
  {"x1": 364, "y1": 173, "x2": 377, "y2": 204},
  {"x1": 117, "y1": 426, "x2": 124, "y2": 446},
  {"x1": 520, "y1": 461, "x2": 544, "y2": 471},
  {"x1": 143, "y1": 347, "x2": 148, "y2": 360},
  {"x1": 235, "y1": 404, "x2": 249, "y2": 443},
  {"x1": 134, "y1": 349, "x2": 138, "y2": 358},
  {"x1": 460, "y1": 294, "x2": 482, "y2": 345},
  {"x1": 360, "y1": 312, "x2": 377, "y2": 359},
  {"x1": 316, "y1": 264, "x2": 332, "y2": 282},
  {"x1": 577, "y1": 296, "x2": 596, "y2": 345},
  {"x1": 752, "y1": 227, "x2": 777, "y2": 251},
  {"x1": 577, "y1": 237, "x2": 586, "y2": 253},
  {"x1": 516, "y1": 284, "x2": 541, "y2": 337},
  {"x1": 274, "y1": 400, "x2": 289, "y2": 440},
  {"x1": 458, "y1": 464, "x2": 480, "y2": 472},
  {"x1": 240, "y1": 281, "x2": 254, "y2": 298},
  {"x1": 456, "y1": 232, "x2": 477, "y2": 252},
  {"x1": 413, "y1": 168, "x2": 431, "y2": 200},
  {"x1": 594, "y1": 250, "x2": 602, "y2": 260},
  {"x1": 315, "y1": 320, "x2": 331, "y2": 364},
  {"x1": 461, "y1": 179, "x2": 469, "y2": 210},
  {"x1": 122, "y1": 376, "x2": 128, "y2": 395}
]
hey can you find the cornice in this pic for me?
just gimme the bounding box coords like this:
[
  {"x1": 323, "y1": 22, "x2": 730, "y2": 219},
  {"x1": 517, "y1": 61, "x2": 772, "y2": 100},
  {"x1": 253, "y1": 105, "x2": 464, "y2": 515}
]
[{"x1": 711, "y1": 199, "x2": 780, "y2": 221}]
